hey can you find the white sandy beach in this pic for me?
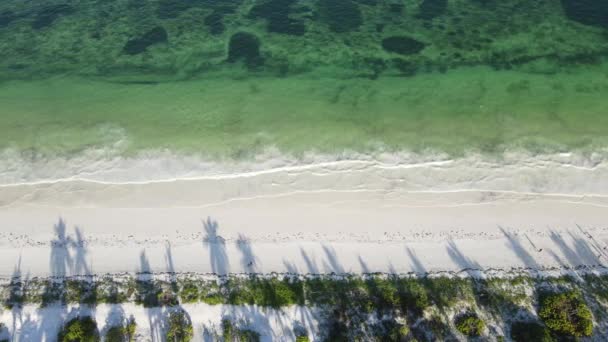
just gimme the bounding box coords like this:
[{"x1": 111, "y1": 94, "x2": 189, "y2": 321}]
[{"x1": 1, "y1": 151, "x2": 608, "y2": 278}]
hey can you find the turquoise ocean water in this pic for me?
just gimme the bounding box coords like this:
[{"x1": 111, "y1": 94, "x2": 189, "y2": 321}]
[{"x1": 1, "y1": 0, "x2": 608, "y2": 158}]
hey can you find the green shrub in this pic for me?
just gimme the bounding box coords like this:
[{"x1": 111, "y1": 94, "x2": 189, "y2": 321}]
[
  {"x1": 179, "y1": 282, "x2": 199, "y2": 303},
  {"x1": 261, "y1": 278, "x2": 302, "y2": 307},
  {"x1": 425, "y1": 277, "x2": 473, "y2": 308},
  {"x1": 201, "y1": 293, "x2": 224, "y2": 305},
  {"x1": 366, "y1": 278, "x2": 399, "y2": 308},
  {"x1": 454, "y1": 312, "x2": 485, "y2": 337},
  {"x1": 104, "y1": 317, "x2": 136, "y2": 342},
  {"x1": 222, "y1": 319, "x2": 260, "y2": 342},
  {"x1": 97, "y1": 279, "x2": 129, "y2": 304},
  {"x1": 157, "y1": 291, "x2": 179, "y2": 307},
  {"x1": 41, "y1": 281, "x2": 66, "y2": 307},
  {"x1": 66, "y1": 280, "x2": 97, "y2": 304},
  {"x1": 387, "y1": 324, "x2": 410, "y2": 340},
  {"x1": 397, "y1": 279, "x2": 429, "y2": 314},
  {"x1": 125, "y1": 319, "x2": 136, "y2": 341},
  {"x1": 226, "y1": 278, "x2": 303, "y2": 307},
  {"x1": 538, "y1": 291, "x2": 593, "y2": 337},
  {"x1": 58, "y1": 317, "x2": 100, "y2": 342},
  {"x1": 510, "y1": 321, "x2": 553, "y2": 342},
  {"x1": 134, "y1": 279, "x2": 161, "y2": 307},
  {"x1": 166, "y1": 310, "x2": 193, "y2": 342},
  {"x1": 105, "y1": 327, "x2": 123, "y2": 342},
  {"x1": 295, "y1": 337, "x2": 310, "y2": 342}
]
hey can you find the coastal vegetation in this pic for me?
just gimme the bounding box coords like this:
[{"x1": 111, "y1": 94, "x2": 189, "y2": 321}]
[
  {"x1": 454, "y1": 312, "x2": 485, "y2": 337},
  {"x1": 538, "y1": 291, "x2": 593, "y2": 337},
  {"x1": 58, "y1": 317, "x2": 99, "y2": 342},
  {"x1": 105, "y1": 317, "x2": 136, "y2": 342},
  {"x1": 166, "y1": 310, "x2": 193, "y2": 342},
  {"x1": 2, "y1": 273, "x2": 606, "y2": 340}
]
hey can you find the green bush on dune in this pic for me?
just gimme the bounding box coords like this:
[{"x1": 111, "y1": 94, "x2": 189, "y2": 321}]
[
  {"x1": 454, "y1": 312, "x2": 485, "y2": 337},
  {"x1": 539, "y1": 291, "x2": 593, "y2": 337},
  {"x1": 397, "y1": 279, "x2": 430, "y2": 314},
  {"x1": 226, "y1": 278, "x2": 303, "y2": 307},
  {"x1": 104, "y1": 317, "x2": 136, "y2": 342},
  {"x1": 179, "y1": 282, "x2": 199, "y2": 303},
  {"x1": 221, "y1": 319, "x2": 260, "y2": 342},
  {"x1": 425, "y1": 277, "x2": 474, "y2": 309},
  {"x1": 58, "y1": 317, "x2": 100, "y2": 342},
  {"x1": 166, "y1": 310, "x2": 193, "y2": 342}
]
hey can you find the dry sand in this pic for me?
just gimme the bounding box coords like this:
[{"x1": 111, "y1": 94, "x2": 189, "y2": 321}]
[{"x1": 1, "y1": 151, "x2": 608, "y2": 278}]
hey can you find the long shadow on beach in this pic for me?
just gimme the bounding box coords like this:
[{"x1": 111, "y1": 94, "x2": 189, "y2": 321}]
[
  {"x1": 405, "y1": 247, "x2": 427, "y2": 275},
  {"x1": 446, "y1": 239, "x2": 481, "y2": 277},
  {"x1": 38, "y1": 218, "x2": 75, "y2": 340},
  {"x1": 237, "y1": 234, "x2": 258, "y2": 273},
  {"x1": 548, "y1": 228, "x2": 603, "y2": 271},
  {"x1": 498, "y1": 226, "x2": 540, "y2": 271},
  {"x1": 43, "y1": 218, "x2": 75, "y2": 306},
  {"x1": 103, "y1": 304, "x2": 136, "y2": 341},
  {"x1": 50, "y1": 218, "x2": 73, "y2": 278},
  {"x1": 163, "y1": 243, "x2": 192, "y2": 342},
  {"x1": 165, "y1": 242, "x2": 178, "y2": 293},
  {"x1": 203, "y1": 217, "x2": 229, "y2": 275},
  {"x1": 5, "y1": 256, "x2": 30, "y2": 340},
  {"x1": 137, "y1": 250, "x2": 166, "y2": 341},
  {"x1": 358, "y1": 255, "x2": 370, "y2": 273},
  {"x1": 322, "y1": 245, "x2": 344, "y2": 274},
  {"x1": 72, "y1": 226, "x2": 92, "y2": 276},
  {"x1": 300, "y1": 248, "x2": 319, "y2": 274}
]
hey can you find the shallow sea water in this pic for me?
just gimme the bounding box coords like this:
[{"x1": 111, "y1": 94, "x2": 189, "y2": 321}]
[{"x1": 1, "y1": 0, "x2": 607, "y2": 158}]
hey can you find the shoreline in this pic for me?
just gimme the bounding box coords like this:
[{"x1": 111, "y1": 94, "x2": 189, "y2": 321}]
[
  {"x1": 1, "y1": 149, "x2": 608, "y2": 278},
  {"x1": 1, "y1": 148, "x2": 607, "y2": 184}
]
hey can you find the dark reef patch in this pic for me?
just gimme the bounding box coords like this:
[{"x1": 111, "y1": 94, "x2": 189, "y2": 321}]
[
  {"x1": 249, "y1": 0, "x2": 306, "y2": 36},
  {"x1": 319, "y1": 0, "x2": 363, "y2": 33},
  {"x1": 123, "y1": 26, "x2": 168, "y2": 55},
  {"x1": 0, "y1": 11, "x2": 16, "y2": 28},
  {"x1": 560, "y1": 0, "x2": 608, "y2": 28},
  {"x1": 204, "y1": 12, "x2": 225, "y2": 35},
  {"x1": 417, "y1": 0, "x2": 447, "y2": 20},
  {"x1": 227, "y1": 32, "x2": 264, "y2": 69},
  {"x1": 31, "y1": 4, "x2": 75, "y2": 30},
  {"x1": 382, "y1": 36, "x2": 426, "y2": 55}
]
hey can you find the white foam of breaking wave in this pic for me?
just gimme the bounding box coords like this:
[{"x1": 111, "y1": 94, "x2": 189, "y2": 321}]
[
  {"x1": 0, "y1": 147, "x2": 449, "y2": 184},
  {"x1": 0, "y1": 146, "x2": 607, "y2": 188}
]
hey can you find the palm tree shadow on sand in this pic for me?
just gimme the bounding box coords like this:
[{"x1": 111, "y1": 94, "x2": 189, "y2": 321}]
[
  {"x1": 71, "y1": 226, "x2": 92, "y2": 276},
  {"x1": 237, "y1": 234, "x2": 258, "y2": 273},
  {"x1": 50, "y1": 218, "x2": 73, "y2": 278},
  {"x1": 202, "y1": 217, "x2": 229, "y2": 275}
]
